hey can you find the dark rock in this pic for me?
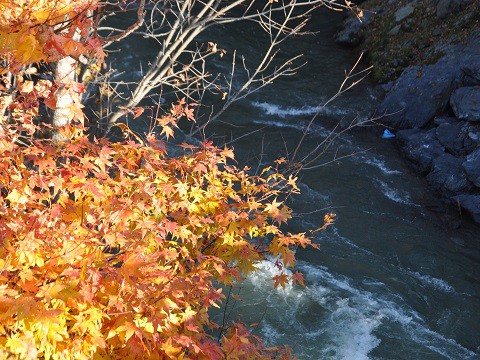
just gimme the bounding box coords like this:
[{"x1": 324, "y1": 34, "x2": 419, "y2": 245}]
[
  {"x1": 437, "y1": 0, "x2": 473, "y2": 19},
  {"x1": 381, "y1": 81, "x2": 395, "y2": 93},
  {"x1": 403, "y1": 19, "x2": 414, "y2": 32},
  {"x1": 454, "y1": 194, "x2": 480, "y2": 222},
  {"x1": 435, "y1": 121, "x2": 479, "y2": 156},
  {"x1": 378, "y1": 40, "x2": 480, "y2": 129},
  {"x1": 382, "y1": 69, "x2": 396, "y2": 82},
  {"x1": 395, "y1": 3, "x2": 415, "y2": 22},
  {"x1": 335, "y1": 12, "x2": 373, "y2": 47},
  {"x1": 432, "y1": 27, "x2": 442, "y2": 36},
  {"x1": 450, "y1": 86, "x2": 480, "y2": 122},
  {"x1": 460, "y1": 67, "x2": 480, "y2": 86},
  {"x1": 433, "y1": 116, "x2": 458, "y2": 126},
  {"x1": 391, "y1": 58, "x2": 404, "y2": 68},
  {"x1": 467, "y1": 128, "x2": 480, "y2": 142},
  {"x1": 378, "y1": 64, "x2": 457, "y2": 129},
  {"x1": 396, "y1": 128, "x2": 445, "y2": 173},
  {"x1": 437, "y1": 0, "x2": 451, "y2": 19},
  {"x1": 427, "y1": 154, "x2": 470, "y2": 193},
  {"x1": 463, "y1": 149, "x2": 480, "y2": 187},
  {"x1": 388, "y1": 25, "x2": 401, "y2": 36}
]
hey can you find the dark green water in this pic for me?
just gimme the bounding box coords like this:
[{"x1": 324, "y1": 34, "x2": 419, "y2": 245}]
[{"x1": 113, "y1": 7, "x2": 480, "y2": 359}]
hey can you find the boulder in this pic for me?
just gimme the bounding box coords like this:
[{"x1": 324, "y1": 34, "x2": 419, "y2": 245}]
[
  {"x1": 460, "y1": 66, "x2": 480, "y2": 86},
  {"x1": 436, "y1": 0, "x2": 473, "y2": 19},
  {"x1": 378, "y1": 64, "x2": 457, "y2": 129},
  {"x1": 454, "y1": 194, "x2": 480, "y2": 223},
  {"x1": 450, "y1": 86, "x2": 480, "y2": 122},
  {"x1": 432, "y1": 27, "x2": 442, "y2": 37},
  {"x1": 378, "y1": 39, "x2": 480, "y2": 129},
  {"x1": 395, "y1": 3, "x2": 415, "y2": 22},
  {"x1": 463, "y1": 149, "x2": 480, "y2": 187},
  {"x1": 427, "y1": 154, "x2": 470, "y2": 193},
  {"x1": 435, "y1": 121, "x2": 479, "y2": 156},
  {"x1": 433, "y1": 116, "x2": 458, "y2": 126},
  {"x1": 388, "y1": 24, "x2": 401, "y2": 36},
  {"x1": 335, "y1": 12, "x2": 373, "y2": 47},
  {"x1": 396, "y1": 128, "x2": 445, "y2": 173}
]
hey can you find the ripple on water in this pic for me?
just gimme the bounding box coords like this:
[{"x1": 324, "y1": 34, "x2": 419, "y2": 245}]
[
  {"x1": 251, "y1": 101, "x2": 350, "y2": 119},
  {"x1": 242, "y1": 260, "x2": 477, "y2": 359},
  {"x1": 404, "y1": 269, "x2": 455, "y2": 293},
  {"x1": 375, "y1": 179, "x2": 415, "y2": 206},
  {"x1": 360, "y1": 156, "x2": 402, "y2": 176}
]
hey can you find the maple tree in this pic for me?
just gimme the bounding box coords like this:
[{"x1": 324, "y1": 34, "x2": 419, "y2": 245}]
[
  {"x1": 0, "y1": 126, "x2": 333, "y2": 358},
  {"x1": 0, "y1": 0, "x2": 356, "y2": 139},
  {"x1": 0, "y1": 0, "x2": 338, "y2": 358},
  {"x1": 0, "y1": 0, "x2": 103, "y2": 66}
]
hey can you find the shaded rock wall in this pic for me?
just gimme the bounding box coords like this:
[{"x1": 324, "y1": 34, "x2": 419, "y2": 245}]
[{"x1": 336, "y1": 0, "x2": 480, "y2": 223}]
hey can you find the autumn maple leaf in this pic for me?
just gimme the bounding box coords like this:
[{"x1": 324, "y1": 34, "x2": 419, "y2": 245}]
[{"x1": 272, "y1": 273, "x2": 289, "y2": 289}]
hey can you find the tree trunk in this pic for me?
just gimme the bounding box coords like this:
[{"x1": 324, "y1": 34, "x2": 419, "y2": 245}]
[
  {"x1": 52, "y1": 56, "x2": 78, "y2": 142},
  {"x1": 0, "y1": 72, "x2": 13, "y2": 135}
]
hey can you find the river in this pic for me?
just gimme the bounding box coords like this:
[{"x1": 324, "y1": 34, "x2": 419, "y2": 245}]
[{"x1": 111, "y1": 6, "x2": 480, "y2": 359}]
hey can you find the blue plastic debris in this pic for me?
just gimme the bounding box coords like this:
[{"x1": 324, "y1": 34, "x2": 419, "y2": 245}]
[{"x1": 382, "y1": 129, "x2": 395, "y2": 139}]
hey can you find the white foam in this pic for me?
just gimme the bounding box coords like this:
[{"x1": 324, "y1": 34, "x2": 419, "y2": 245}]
[
  {"x1": 251, "y1": 101, "x2": 349, "y2": 118},
  {"x1": 251, "y1": 119, "x2": 307, "y2": 131},
  {"x1": 297, "y1": 263, "x2": 382, "y2": 359},
  {"x1": 249, "y1": 260, "x2": 296, "y2": 297},
  {"x1": 363, "y1": 157, "x2": 402, "y2": 175},
  {"x1": 319, "y1": 227, "x2": 375, "y2": 256},
  {"x1": 243, "y1": 256, "x2": 474, "y2": 360},
  {"x1": 412, "y1": 326, "x2": 478, "y2": 360},
  {"x1": 250, "y1": 119, "x2": 333, "y2": 141},
  {"x1": 298, "y1": 183, "x2": 330, "y2": 202},
  {"x1": 376, "y1": 180, "x2": 413, "y2": 206},
  {"x1": 407, "y1": 270, "x2": 455, "y2": 293},
  {"x1": 325, "y1": 301, "x2": 382, "y2": 360},
  {"x1": 260, "y1": 321, "x2": 283, "y2": 344},
  {"x1": 247, "y1": 261, "x2": 381, "y2": 359},
  {"x1": 295, "y1": 261, "x2": 475, "y2": 359}
]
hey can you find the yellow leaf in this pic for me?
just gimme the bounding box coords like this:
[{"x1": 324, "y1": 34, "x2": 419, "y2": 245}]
[
  {"x1": 17, "y1": 33, "x2": 44, "y2": 63},
  {"x1": 19, "y1": 80, "x2": 34, "y2": 93},
  {"x1": 6, "y1": 188, "x2": 29, "y2": 205}
]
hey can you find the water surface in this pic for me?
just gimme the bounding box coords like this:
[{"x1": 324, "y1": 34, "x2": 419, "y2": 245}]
[{"x1": 113, "y1": 7, "x2": 480, "y2": 359}]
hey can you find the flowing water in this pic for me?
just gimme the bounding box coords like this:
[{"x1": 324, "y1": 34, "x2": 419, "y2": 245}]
[{"x1": 112, "y1": 7, "x2": 480, "y2": 359}]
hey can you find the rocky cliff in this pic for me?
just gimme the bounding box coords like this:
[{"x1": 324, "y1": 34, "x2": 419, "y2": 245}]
[{"x1": 336, "y1": 0, "x2": 480, "y2": 223}]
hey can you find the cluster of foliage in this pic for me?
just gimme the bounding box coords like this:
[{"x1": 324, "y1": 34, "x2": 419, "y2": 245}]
[
  {"x1": 0, "y1": 0, "x2": 335, "y2": 358},
  {"x1": 0, "y1": 0, "x2": 102, "y2": 70},
  {"x1": 0, "y1": 122, "x2": 322, "y2": 358},
  {"x1": 0, "y1": 0, "x2": 104, "y2": 140}
]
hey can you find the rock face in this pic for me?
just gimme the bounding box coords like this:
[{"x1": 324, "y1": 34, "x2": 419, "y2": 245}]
[
  {"x1": 436, "y1": 0, "x2": 473, "y2": 19},
  {"x1": 454, "y1": 195, "x2": 480, "y2": 222},
  {"x1": 335, "y1": 0, "x2": 480, "y2": 223},
  {"x1": 396, "y1": 129, "x2": 445, "y2": 173},
  {"x1": 374, "y1": 34, "x2": 480, "y2": 223},
  {"x1": 427, "y1": 154, "x2": 470, "y2": 193},
  {"x1": 463, "y1": 149, "x2": 480, "y2": 187},
  {"x1": 378, "y1": 63, "x2": 457, "y2": 129},
  {"x1": 388, "y1": 25, "x2": 401, "y2": 36},
  {"x1": 378, "y1": 42, "x2": 480, "y2": 129},
  {"x1": 461, "y1": 66, "x2": 480, "y2": 86},
  {"x1": 450, "y1": 86, "x2": 480, "y2": 122},
  {"x1": 435, "y1": 121, "x2": 478, "y2": 155},
  {"x1": 395, "y1": 3, "x2": 415, "y2": 22},
  {"x1": 378, "y1": 42, "x2": 480, "y2": 130},
  {"x1": 379, "y1": 38, "x2": 480, "y2": 223},
  {"x1": 335, "y1": 12, "x2": 373, "y2": 47}
]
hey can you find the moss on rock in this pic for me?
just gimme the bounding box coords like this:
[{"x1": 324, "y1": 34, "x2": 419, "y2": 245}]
[{"x1": 357, "y1": 0, "x2": 480, "y2": 82}]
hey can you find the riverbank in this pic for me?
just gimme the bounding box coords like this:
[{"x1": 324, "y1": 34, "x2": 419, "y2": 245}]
[{"x1": 336, "y1": 0, "x2": 480, "y2": 224}]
